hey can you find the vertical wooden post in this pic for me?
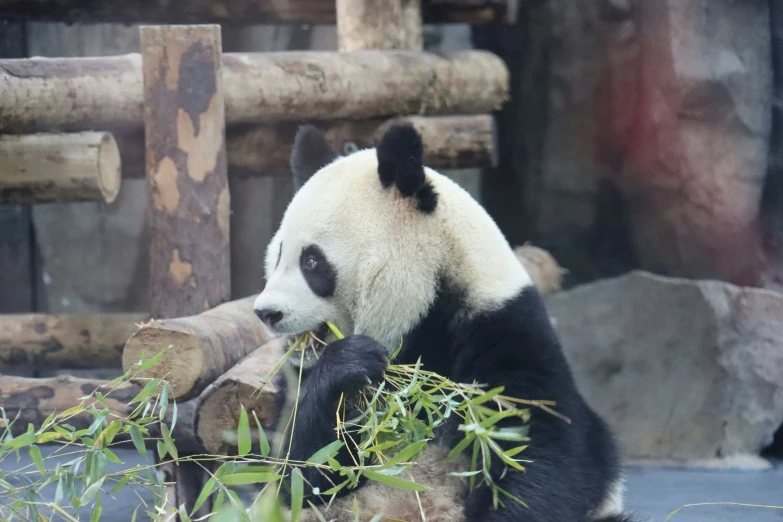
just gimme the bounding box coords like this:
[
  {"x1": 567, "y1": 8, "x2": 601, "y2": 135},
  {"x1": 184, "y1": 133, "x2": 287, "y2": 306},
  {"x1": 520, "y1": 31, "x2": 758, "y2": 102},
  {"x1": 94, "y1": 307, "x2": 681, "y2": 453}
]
[
  {"x1": 336, "y1": 0, "x2": 423, "y2": 51},
  {"x1": 140, "y1": 24, "x2": 229, "y2": 520},
  {"x1": 141, "y1": 24, "x2": 230, "y2": 321}
]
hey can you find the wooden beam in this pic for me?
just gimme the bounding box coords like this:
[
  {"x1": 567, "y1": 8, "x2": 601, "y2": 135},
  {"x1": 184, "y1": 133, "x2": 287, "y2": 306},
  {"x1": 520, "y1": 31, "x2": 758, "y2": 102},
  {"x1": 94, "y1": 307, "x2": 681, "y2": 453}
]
[
  {"x1": 0, "y1": 51, "x2": 509, "y2": 133},
  {"x1": 0, "y1": 131, "x2": 121, "y2": 204},
  {"x1": 0, "y1": 0, "x2": 512, "y2": 26},
  {"x1": 0, "y1": 312, "x2": 147, "y2": 370},
  {"x1": 141, "y1": 24, "x2": 230, "y2": 320},
  {"x1": 121, "y1": 296, "x2": 274, "y2": 402},
  {"x1": 194, "y1": 339, "x2": 285, "y2": 455},
  {"x1": 0, "y1": 374, "x2": 202, "y2": 452},
  {"x1": 119, "y1": 115, "x2": 498, "y2": 178},
  {"x1": 337, "y1": 0, "x2": 423, "y2": 51}
]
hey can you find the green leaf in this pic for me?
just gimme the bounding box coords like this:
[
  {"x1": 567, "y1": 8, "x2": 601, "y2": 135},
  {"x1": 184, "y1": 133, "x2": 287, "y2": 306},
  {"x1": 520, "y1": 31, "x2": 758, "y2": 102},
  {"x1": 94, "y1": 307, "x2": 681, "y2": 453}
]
[
  {"x1": 377, "y1": 441, "x2": 427, "y2": 469},
  {"x1": 28, "y1": 445, "x2": 45, "y2": 474},
  {"x1": 469, "y1": 386, "x2": 505, "y2": 407},
  {"x1": 129, "y1": 379, "x2": 159, "y2": 405},
  {"x1": 2, "y1": 431, "x2": 34, "y2": 449},
  {"x1": 137, "y1": 350, "x2": 166, "y2": 372},
  {"x1": 306, "y1": 440, "x2": 344, "y2": 465},
  {"x1": 90, "y1": 492, "x2": 102, "y2": 522},
  {"x1": 237, "y1": 406, "x2": 251, "y2": 456},
  {"x1": 192, "y1": 476, "x2": 217, "y2": 514},
  {"x1": 171, "y1": 400, "x2": 178, "y2": 432},
  {"x1": 306, "y1": 501, "x2": 329, "y2": 522},
  {"x1": 54, "y1": 477, "x2": 64, "y2": 505},
  {"x1": 80, "y1": 477, "x2": 104, "y2": 505},
  {"x1": 161, "y1": 423, "x2": 178, "y2": 460},
  {"x1": 159, "y1": 383, "x2": 170, "y2": 420},
  {"x1": 102, "y1": 447, "x2": 123, "y2": 464},
  {"x1": 56, "y1": 404, "x2": 85, "y2": 419},
  {"x1": 446, "y1": 434, "x2": 474, "y2": 461},
  {"x1": 362, "y1": 470, "x2": 427, "y2": 491},
  {"x1": 157, "y1": 440, "x2": 167, "y2": 460},
  {"x1": 220, "y1": 472, "x2": 280, "y2": 486},
  {"x1": 129, "y1": 425, "x2": 146, "y2": 458},
  {"x1": 111, "y1": 474, "x2": 131, "y2": 494},
  {"x1": 36, "y1": 431, "x2": 64, "y2": 443},
  {"x1": 290, "y1": 468, "x2": 303, "y2": 522},
  {"x1": 252, "y1": 411, "x2": 270, "y2": 457},
  {"x1": 131, "y1": 507, "x2": 139, "y2": 522}
]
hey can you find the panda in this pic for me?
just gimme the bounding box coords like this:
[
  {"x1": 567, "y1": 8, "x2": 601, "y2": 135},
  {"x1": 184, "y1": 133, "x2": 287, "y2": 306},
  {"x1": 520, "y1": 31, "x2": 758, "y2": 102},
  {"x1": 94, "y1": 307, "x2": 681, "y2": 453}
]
[{"x1": 252, "y1": 123, "x2": 637, "y2": 522}]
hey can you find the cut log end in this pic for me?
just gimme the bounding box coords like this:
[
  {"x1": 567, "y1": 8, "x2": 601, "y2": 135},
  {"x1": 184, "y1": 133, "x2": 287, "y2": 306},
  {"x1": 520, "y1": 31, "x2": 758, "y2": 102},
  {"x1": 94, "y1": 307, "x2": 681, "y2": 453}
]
[
  {"x1": 194, "y1": 339, "x2": 284, "y2": 455},
  {"x1": 97, "y1": 132, "x2": 122, "y2": 203},
  {"x1": 0, "y1": 131, "x2": 123, "y2": 204},
  {"x1": 122, "y1": 326, "x2": 205, "y2": 397}
]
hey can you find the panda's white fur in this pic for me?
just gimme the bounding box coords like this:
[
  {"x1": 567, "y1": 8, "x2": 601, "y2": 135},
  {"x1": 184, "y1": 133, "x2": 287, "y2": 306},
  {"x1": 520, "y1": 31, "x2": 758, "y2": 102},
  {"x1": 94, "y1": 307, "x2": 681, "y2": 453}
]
[{"x1": 253, "y1": 125, "x2": 635, "y2": 522}]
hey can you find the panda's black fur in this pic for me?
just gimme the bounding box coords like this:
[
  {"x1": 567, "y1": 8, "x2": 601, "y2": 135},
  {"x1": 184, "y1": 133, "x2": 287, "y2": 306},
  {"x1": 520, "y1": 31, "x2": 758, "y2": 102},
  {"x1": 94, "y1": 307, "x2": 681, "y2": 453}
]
[{"x1": 266, "y1": 124, "x2": 638, "y2": 522}]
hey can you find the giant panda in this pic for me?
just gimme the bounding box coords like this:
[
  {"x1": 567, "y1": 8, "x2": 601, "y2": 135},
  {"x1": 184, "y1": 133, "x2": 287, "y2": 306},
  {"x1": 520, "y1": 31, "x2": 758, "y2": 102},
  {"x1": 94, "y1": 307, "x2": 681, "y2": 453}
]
[{"x1": 252, "y1": 123, "x2": 637, "y2": 522}]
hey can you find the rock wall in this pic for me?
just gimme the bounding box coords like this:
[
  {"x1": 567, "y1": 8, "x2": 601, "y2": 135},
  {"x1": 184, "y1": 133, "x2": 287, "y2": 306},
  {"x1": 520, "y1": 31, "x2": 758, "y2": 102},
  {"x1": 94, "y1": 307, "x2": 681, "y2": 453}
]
[{"x1": 547, "y1": 271, "x2": 783, "y2": 464}]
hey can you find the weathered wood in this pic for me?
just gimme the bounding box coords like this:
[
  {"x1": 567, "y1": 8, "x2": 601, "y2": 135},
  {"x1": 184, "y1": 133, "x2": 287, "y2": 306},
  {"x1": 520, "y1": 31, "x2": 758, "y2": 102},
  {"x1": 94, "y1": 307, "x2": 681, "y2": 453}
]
[
  {"x1": 0, "y1": 51, "x2": 509, "y2": 132},
  {"x1": 0, "y1": 0, "x2": 511, "y2": 25},
  {"x1": 0, "y1": 374, "x2": 202, "y2": 452},
  {"x1": 141, "y1": 25, "x2": 230, "y2": 320},
  {"x1": 0, "y1": 312, "x2": 147, "y2": 370},
  {"x1": 121, "y1": 296, "x2": 273, "y2": 402},
  {"x1": 0, "y1": 131, "x2": 121, "y2": 204},
  {"x1": 194, "y1": 339, "x2": 285, "y2": 455},
  {"x1": 337, "y1": 0, "x2": 422, "y2": 51},
  {"x1": 119, "y1": 115, "x2": 497, "y2": 178},
  {"x1": 514, "y1": 244, "x2": 565, "y2": 296}
]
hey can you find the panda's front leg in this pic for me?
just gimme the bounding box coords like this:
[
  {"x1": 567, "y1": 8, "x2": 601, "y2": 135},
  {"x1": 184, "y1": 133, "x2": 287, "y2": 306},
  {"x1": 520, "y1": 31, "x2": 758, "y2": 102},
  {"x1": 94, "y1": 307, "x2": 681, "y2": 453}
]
[{"x1": 280, "y1": 335, "x2": 389, "y2": 503}]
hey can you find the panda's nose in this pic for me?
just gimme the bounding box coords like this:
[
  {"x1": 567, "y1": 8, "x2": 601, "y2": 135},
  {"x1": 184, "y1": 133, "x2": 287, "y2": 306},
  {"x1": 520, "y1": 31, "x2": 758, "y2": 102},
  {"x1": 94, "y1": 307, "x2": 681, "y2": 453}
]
[{"x1": 255, "y1": 308, "x2": 284, "y2": 327}]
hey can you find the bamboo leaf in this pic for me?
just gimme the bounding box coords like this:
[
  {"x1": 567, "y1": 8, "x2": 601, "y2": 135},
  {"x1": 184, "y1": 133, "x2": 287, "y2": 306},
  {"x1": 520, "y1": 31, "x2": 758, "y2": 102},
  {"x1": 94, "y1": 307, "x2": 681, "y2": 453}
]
[
  {"x1": 237, "y1": 406, "x2": 251, "y2": 456},
  {"x1": 28, "y1": 445, "x2": 45, "y2": 474},
  {"x1": 161, "y1": 423, "x2": 178, "y2": 460},
  {"x1": 221, "y1": 472, "x2": 280, "y2": 486},
  {"x1": 129, "y1": 425, "x2": 146, "y2": 459},
  {"x1": 307, "y1": 440, "x2": 344, "y2": 465},
  {"x1": 80, "y1": 477, "x2": 104, "y2": 505},
  {"x1": 363, "y1": 470, "x2": 427, "y2": 491},
  {"x1": 137, "y1": 350, "x2": 166, "y2": 372},
  {"x1": 290, "y1": 469, "x2": 304, "y2": 522},
  {"x1": 377, "y1": 441, "x2": 427, "y2": 469},
  {"x1": 252, "y1": 410, "x2": 270, "y2": 457},
  {"x1": 192, "y1": 477, "x2": 217, "y2": 514}
]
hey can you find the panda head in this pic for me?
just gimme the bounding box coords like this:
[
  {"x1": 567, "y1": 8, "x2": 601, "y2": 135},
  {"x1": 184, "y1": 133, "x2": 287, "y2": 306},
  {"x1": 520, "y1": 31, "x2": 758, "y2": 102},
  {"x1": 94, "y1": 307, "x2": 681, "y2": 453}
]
[{"x1": 253, "y1": 124, "x2": 531, "y2": 368}]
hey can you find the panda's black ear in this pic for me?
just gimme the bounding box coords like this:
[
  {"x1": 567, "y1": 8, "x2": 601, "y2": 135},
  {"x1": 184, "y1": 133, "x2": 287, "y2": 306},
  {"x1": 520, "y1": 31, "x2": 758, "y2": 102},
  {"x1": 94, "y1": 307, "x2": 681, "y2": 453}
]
[
  {"x1": 290, "y1": 125, "x2": 338, "y2": 191},
  {"x1": 376, "y1": 124, "x2": 438, "y2": 213}
]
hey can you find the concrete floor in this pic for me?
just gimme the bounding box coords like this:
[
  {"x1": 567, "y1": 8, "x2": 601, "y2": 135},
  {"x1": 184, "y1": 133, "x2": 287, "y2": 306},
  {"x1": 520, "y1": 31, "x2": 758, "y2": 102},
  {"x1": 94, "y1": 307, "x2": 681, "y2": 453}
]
[{"x1": 1, "y1": 447, "x2": 781, "y2": 521}]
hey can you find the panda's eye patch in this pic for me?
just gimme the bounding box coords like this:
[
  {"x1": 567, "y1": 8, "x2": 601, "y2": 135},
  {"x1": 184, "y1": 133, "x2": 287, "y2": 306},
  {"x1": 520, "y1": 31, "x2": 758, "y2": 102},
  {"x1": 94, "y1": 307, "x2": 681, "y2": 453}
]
[{"x1": 300, "y1": 245, "x2": 336, "y2": 298}]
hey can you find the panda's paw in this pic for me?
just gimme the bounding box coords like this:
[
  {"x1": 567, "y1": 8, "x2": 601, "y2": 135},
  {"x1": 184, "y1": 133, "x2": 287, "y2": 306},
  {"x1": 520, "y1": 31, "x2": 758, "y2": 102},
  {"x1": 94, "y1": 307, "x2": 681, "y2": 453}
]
[{"x1": 318, "y1": 335, "x2": 389, "y2": 395}]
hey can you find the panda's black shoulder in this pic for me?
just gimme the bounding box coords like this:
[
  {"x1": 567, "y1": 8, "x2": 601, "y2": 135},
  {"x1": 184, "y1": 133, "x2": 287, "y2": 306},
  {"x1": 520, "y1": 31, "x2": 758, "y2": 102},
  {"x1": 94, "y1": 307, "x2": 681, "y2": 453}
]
[{"x1": 399, "y1": 281, "x2": 579, "y2": 402}]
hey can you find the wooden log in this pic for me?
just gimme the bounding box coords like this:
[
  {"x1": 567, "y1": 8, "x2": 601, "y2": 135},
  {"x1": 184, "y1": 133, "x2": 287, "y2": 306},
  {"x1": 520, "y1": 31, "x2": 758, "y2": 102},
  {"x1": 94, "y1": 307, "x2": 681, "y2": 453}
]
[
  {"x1": 0, "y1": 312, "x2": 147, "y2": 370},
  {"x1": 0, "y1": 0, "x2": 512, "y2": 26},
  {"x1": 121, "y1": 296, "x2": 273, "y2": 402},
  {"x1": 193, "y1": 339, "x2": 285, "y2": 455},
  {"x1": 0, "y1": 375, "x2": 201, "y2": 452},
  {"x1": 336, "y1": 0, "x2": 422, "y2": 51},
  {"x1": 141, "y1": 25, "x2": 230, "y2": 320},
  {"x1": 0, "y1": 131, "x2": 121, "y2": 204},
  {"x1": 119, "y1": 115, "x2": 497, "y2": 178},
  {"x1": 0, "y1": 51, "x2": 509, "y2": 133}
]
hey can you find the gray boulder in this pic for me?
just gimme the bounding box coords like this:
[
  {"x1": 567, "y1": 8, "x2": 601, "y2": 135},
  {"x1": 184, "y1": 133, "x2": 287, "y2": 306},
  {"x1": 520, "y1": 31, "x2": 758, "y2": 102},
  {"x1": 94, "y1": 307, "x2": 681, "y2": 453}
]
[{"x1": 546, "y1": 271, "x2": 783, "y2": 465}]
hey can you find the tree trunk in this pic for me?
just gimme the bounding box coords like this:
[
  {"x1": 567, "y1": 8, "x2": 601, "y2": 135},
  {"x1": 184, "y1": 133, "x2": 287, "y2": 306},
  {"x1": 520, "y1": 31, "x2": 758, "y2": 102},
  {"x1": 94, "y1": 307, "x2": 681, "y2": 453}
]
[
  {"x1": 336, "y1": 0, "x2": 422, "y2": 51},
  {"x1": 0, "y1": 51, "x2": 509, "y2": 132},
  {"x1": 0, "y1": 312, "x2": 146, "y2": 370},
  {"x1": 141, "y1": 24, "x2": 231, "y2": 320},
  {"x1": 0, "y1": 131, "x2": 121, "y2": 204},
  {"x1": 0, "y1": 0, "x2": 512, "y2": 26},
  {"x1": 193, "y1": 339, "x2": 285, "y2": 455},
  {"x1": 121, "y1": 296, "x2": 273, "y2": 402}
]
